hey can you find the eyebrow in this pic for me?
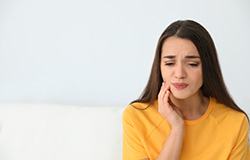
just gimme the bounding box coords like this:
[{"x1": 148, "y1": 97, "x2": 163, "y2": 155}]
[{"x1": 162, "y1": 55, "x2": 200, "y2": 59}]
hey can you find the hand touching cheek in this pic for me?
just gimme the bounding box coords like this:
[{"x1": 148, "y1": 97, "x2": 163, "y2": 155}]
[{"x1": 158, "y1": 82, "x2": 184, "y2": 128}]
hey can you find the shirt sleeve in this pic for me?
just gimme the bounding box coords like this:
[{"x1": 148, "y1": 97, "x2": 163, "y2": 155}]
[
  {"x1": 228, "y1": 115, "x2": 249, "y2": 160},
  {"x1": 122, "y1": 108, "x2": 148, "y2": 160}
]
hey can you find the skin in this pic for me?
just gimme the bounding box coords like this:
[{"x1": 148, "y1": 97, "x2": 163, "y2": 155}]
[{"x1": 156, "y1": 36, "x2": 209, "y2": 160}]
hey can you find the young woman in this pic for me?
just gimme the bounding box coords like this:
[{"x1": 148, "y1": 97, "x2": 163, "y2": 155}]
[{"x1": 122, "y1": 20, "x2": 249, "y2": 160}]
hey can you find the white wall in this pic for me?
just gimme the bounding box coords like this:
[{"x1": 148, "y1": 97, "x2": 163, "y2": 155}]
[{"x1": 0, "y1": 0, "x2": 249, "y2": 112}]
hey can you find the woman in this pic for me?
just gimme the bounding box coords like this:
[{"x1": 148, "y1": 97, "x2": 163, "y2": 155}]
[{"x1": 122, "y1": 20, "x2": 249, "y2": 160}]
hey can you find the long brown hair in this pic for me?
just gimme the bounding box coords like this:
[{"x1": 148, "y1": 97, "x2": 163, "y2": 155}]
[{"x1": 132, "y1": 20, "x2": 249, "y2": 120}]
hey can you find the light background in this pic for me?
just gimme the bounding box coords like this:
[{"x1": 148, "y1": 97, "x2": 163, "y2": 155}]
[{"x1": 0, "y1": 0, "x2": 249, "y2": 114}]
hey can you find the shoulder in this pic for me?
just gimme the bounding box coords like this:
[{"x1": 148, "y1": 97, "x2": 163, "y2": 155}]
[
  {"x1": 210, "y1": 98, "x2": 249, "y2": 131},
  {"x1": 211, "y1": 98, "x2": 247, "y2": 119},
  {"x1": 122, "y1": 101, "x2": 160, "y2": 125},
  {"x1": 122, "y1": 101, "x2": 166, "y2": 138},
  {"x1": 122, "y1": 102, "x2": 152, "y2": 121}
]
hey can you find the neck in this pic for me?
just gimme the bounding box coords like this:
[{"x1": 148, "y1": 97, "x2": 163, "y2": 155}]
[{"x1": 170, "y1": 92, "x2": 209, "y2": 120}]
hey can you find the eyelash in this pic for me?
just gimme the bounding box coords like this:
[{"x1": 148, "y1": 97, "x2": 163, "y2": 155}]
[
  {"x1": 164, "y1": 62, "x2": 174, "y2": 66},
  {"x1": 164, "y1": 62, "x2": 200, "y2": 67},
  {"x1": 189, "y1": 63, "x2": 199, "y2": 67}
]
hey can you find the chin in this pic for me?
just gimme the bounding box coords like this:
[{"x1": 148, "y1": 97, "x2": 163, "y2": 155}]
[
  {"x1": 171, "y1": 92, "x2": 190, "y2": 100},
  {"x1": 170, "y1": 89, "x2": 192, "y2": 100}
]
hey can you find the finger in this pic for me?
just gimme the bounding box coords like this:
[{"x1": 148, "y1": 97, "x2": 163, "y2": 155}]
[
  {"x1": 165, "y1": 89, "x2": 170, "y2": 103},
  {"x1": 162, "y1": 83, "x2": 170, "y2": 104},
  {"x1": 158, "y1": 82, "x2": 166, "y2": 101},
  {"x1": 158, "y1": 82, "x2": 164, "y2": 97},
  {"x1": 164, "y1": 90, "x2": 173, "y2": 112},
  {"x1": 158, "y1": 82, "x2": 165, "y2": 108},
  {"x1": 159, "y1": 82, "x2": 169, "y2": 110},
  {"x1": 162, "y1": 85, "x2": 174, "y2": 113}
]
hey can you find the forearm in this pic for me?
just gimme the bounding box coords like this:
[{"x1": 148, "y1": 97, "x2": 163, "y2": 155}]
[{"x1": 156, "y1": 127, "x2": 184, "y2": 160}]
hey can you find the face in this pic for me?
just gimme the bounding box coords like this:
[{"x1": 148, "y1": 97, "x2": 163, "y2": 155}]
[{"x1": 160, "y1": 36, "x2": 203, "y2": 99}]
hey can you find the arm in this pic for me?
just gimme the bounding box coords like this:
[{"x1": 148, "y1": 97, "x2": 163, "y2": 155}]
[
  {"x1": 122, "y1": 108, "x2": 148, "y2": 160},
  {"x1": 157, "y1": 82, "x2": 184, "y2": 160},
  {"x1": 156, "y1": 126, "x2": 184, "y2": 160},
  {"x1": 228, "y1": 115, "x2": 249, "y2": 160}
]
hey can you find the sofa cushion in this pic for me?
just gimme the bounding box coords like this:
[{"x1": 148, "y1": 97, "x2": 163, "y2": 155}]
[{"x1": 0, "y1": 104, "x2": 123, "y2": 160}]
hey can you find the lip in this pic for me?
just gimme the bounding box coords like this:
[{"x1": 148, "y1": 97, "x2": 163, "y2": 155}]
[{"x1": 172, "y1": 83, "x2": 189, "y2": 90}]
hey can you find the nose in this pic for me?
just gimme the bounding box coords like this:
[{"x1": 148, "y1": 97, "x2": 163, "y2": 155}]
[{"x1": 174, "y1": 63, "x2": 186, "y2": 79}]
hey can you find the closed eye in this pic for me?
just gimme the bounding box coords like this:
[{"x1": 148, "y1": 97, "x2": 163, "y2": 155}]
[
  {"x1": 164, "y1": 62, "x2": 174, "y2": 66},
  {"x1": 188, "y1": 63, "x2": 200, "y2": 67}
]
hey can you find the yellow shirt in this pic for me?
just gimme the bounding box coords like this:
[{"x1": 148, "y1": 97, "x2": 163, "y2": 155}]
[{"x1": 122, "y1": 97, "x2": 249, "y2": 160}]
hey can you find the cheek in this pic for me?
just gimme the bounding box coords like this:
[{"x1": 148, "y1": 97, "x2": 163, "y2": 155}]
[
  {"x1": 160, "y1": 68, "x2": 171, "y2": 83},
  {"x1": 192, "y1": 71, "x2": 203, "y2": 86}
]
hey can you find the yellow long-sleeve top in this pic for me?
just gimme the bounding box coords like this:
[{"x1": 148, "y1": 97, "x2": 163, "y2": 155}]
[{"x1": 122, "y1": 97, "x2": 249, "y2": 160}]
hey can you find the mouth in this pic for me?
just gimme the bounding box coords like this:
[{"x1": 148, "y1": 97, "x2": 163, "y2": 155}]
[{"x1": 172, "y1": 83, "x2": 189, "y2": 90}]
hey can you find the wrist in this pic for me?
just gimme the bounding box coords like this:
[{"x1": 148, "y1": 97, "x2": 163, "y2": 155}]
[{"x1": 171, "y1": 124, "x2": 184, "y2": 133}]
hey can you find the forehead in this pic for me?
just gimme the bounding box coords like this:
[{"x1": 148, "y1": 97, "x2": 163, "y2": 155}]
[{"x1": 161, "y1": 36, "x2": 199, "y2": 57}]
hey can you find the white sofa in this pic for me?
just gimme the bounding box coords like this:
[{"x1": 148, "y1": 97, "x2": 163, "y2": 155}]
[{"x1": 0, "y1": 104, "x2": 124, "y2": 160}]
